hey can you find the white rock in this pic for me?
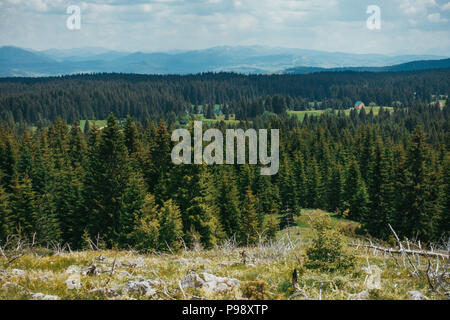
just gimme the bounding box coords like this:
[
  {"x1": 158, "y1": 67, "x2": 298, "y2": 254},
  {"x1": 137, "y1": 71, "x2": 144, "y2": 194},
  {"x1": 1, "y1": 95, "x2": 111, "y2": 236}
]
[
  {"x1": 180, "y1": 272, "x2": 206, "y2": 289},
  {"x1": 2, "y1": 281, "x2": 21, "y2": 289},
  {"x1": 66, "y1": 265, "x2": 81, "y2": 274},
  {"x1": 181, "y1": 272, "x2": 240, "y2": 293},
  {"x1": 65, "y1": 274, "x2": 81, "y2": 290},
  {"x1": 363, "y1": 265, "x2": 382, "y2": 290},
  {"x1": 125, "y1": 279, "x2": 158, "y2": 296},
  {"x1": 408, "y1": 291, "x2": 428, "y2": 300},
  {"x1": 347, "y1": 291, "x2": 370, "y2": 300},
  {"x1": 11, "y1": 269, "x2": 25, "y2": 276},
  {"x1": 31, "y1": 292, "x2": 60, "y2": 300}
]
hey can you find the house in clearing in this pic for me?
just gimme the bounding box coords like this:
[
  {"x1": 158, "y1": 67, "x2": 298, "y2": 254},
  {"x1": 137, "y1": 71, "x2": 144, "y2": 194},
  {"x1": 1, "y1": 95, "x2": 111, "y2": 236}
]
[{"x1": 354, "y1": 101, "x2": 365, "y2": 110}]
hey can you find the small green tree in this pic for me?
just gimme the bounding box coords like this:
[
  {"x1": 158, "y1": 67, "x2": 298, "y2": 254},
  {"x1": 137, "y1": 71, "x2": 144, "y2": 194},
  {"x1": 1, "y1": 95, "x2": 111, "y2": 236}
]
[
  {"x1": 305, "y1": 215, "x2": 354, "y2": 271},
  {"x1": 262, "y1": 214, "x2": 279, "y2": 241},
  {"x1": 240, "y1": 187, "x2": 260, "y2": 245},
  {"x1": 159, "y1": 199, "x2": 184, "y2": 252},
  {"x1": 130, "y1": 194, "x2": 160, "y2": 251}
]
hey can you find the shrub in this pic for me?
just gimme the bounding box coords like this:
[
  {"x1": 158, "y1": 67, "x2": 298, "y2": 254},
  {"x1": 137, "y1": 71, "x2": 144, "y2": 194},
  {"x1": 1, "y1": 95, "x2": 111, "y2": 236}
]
[
  {"x1": 304, "y1": 215, "x2": 354, "y2": 272},
  {"x1": 241, "y1": 280, "x2": 267, "y2": 300}
]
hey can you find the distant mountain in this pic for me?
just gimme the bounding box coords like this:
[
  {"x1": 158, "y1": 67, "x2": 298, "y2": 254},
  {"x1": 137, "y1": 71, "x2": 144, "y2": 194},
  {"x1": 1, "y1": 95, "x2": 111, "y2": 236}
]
[
  {"x1": 283, "y1": 58, "x2": 450, "y2": 74},
  {"x1": 0, "y1": 45, "x2": 448, "y2": 77}
]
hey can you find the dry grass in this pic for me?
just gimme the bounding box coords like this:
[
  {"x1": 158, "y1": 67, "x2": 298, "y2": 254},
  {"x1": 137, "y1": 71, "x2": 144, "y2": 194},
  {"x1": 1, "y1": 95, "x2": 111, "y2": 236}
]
[{"x1": 0, "y1": 210, "x2": 447, "y2": 300}]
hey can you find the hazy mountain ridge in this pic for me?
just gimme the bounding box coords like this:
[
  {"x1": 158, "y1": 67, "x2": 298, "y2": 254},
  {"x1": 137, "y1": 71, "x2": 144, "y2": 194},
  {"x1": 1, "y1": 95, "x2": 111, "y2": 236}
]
[{"x1": 0, "y1": 45, "x2": 448, "y2": 77}]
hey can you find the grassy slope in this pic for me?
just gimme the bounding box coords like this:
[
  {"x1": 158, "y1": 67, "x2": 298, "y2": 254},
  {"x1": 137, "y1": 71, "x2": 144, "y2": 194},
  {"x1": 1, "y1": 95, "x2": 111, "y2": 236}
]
[{"x1": 0, "y1": 209, "x2": 443, "y2": 300}]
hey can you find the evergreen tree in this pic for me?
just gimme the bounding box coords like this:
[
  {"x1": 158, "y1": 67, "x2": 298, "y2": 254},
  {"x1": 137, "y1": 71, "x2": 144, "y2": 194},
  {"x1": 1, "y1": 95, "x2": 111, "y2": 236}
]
[
  {"x1": 240, "y1": 187, "x2": 260, "y2": 245},
  {"x1": 216, "y1": 167, "x2": 241, "y2": 238},
  {"x1": 159, "y1": 199, "x2": 184, "y2": 251},
  {"x1": 83, "y1": 113, "x2": 130, "y2": 247},
  {"x1": 342, "y1": 158, "x2": 369, "y2": 220},
  {"x1": 0, "y1": 185, "x2": 10, "y2": 240},
  {"x1": 398, "y1": 127, "x2": 437, "y2": 240},
  {"x1": 131, "y1": 194, "x2": 160, "y2": 250},
  {"x1": 8, "y1": 175, "x2": 37, "y2": 239}
]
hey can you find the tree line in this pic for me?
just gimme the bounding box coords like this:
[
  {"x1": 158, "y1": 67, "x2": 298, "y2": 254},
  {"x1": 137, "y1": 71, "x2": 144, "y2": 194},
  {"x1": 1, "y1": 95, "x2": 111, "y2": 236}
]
[
  {"x1": 0, "y1": 70, "x2": 448, "y2": 124},
  {"x1": 0, "y1": 95, "x2": 448, "y2": 250}
]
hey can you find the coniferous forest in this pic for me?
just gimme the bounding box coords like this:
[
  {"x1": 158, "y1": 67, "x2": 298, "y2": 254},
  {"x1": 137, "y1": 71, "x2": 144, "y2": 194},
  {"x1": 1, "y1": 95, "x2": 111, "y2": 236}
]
[{"x1": 0, "y1": 70, "x2": 448, "y2": 252}]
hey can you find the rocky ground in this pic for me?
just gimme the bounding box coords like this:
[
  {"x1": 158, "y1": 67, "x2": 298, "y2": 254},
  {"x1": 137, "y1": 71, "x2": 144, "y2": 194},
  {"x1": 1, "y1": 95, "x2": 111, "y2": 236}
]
[{"x1": 0, "y1": 210, "x2": 447, "y2": 300}]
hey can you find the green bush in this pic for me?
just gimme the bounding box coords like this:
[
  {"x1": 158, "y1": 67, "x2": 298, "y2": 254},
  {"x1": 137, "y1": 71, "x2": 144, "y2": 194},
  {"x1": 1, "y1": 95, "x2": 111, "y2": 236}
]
[
  {"x1": 241, "y1": 280, "x2": 267, "y2": 300},
  {"x1": 304, "y1": 216, "x2": 354, "y2": 272}
]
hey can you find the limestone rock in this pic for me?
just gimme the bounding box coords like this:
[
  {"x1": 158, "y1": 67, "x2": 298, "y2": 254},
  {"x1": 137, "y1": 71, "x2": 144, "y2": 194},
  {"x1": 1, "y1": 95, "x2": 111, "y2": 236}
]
[
  {"x1": 347, "y1": 290, "x2": 370, "y2": 300},
  {"x1": 363, "y1": 265, "x2": 382, "y2": 290},
  {"x1": 65, "y1": 274, "x2": 81, "y2": 290},
  {"x1": 180, "y1": 272, "x2": 240, "y2": 293},
  {"x1": 125, "y1": 279, "x2": 158, "y2": 296},
  {"x1": 11, "y1": 269, "x2": 25, "y2": 276},
  {"x1": 31, "y1": 293, "x2": 60, "y2": 300},
  {"x1": 407, "y1": 291, "x2": 428, "y2": 300}
]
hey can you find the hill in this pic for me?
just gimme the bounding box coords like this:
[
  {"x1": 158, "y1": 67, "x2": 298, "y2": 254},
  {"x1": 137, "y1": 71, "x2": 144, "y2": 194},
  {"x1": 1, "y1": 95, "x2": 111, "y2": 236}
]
[
  {"x1": 284, "y1": 58, "x2": 450, "y2": 74},
  {"x1": 0, "y1": 45, "x2": 447, "y2": 77}
]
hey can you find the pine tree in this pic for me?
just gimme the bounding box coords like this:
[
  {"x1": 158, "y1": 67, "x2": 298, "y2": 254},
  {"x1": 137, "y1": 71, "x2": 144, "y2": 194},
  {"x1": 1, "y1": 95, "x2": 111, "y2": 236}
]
[
  {"x1": 119, "y1": 171, "x2": 147, "y2": 247},
  {"x1": 0, "y1": 185, "x2": 10, "y2": 240},
  {"x1": 398, "y1": 127, "x2": 437, "y2": 240},
  {"x1": 263, "y1": 214, "x2": 279, "y2": 241},
  {"x1": 216, "y1": 167, "x2": 241, "y2": 238},
  {"x1": 240, "y1": 187, "x2": 260, "y2": 245},
  {"x1": 184, "y1": 166, "x2": 223, "y2": 248},
  {"x1": 306, "y1": 158, "x2": 323, "y2": 209},
  {"x1": 124, "y1": 116, "x2": 140, "y2": 155},
  {"x1": 159, "y1": 199, "x2": 184, "y2": 251},
  {"x1": 9, "y1": 175, "x2": 37, "y2": 239},
  {"x1": 326, "y1": 163, "x2": 344, "y2": 213},
  {"x1": 83, "y1": 113, "x2": 130, "y2": 247},
  {"x1": 131, "y1": 194, "x2": 160, "y2": 250},
  {"x1": 342, "y1": 158, "x2": 369, "y2": 220},
  {"x1": 68, "y1": 120, "x2": 86, "y2": 168},
  {"x1": 36, "y1": 193, "x2": 62, "y2": 244},
  {"x1": 364, "y1": 137, "x2": 395, "y2": 238},
  {"x1": 438, "y1": 152, "x2": 450, "y2": 238}
]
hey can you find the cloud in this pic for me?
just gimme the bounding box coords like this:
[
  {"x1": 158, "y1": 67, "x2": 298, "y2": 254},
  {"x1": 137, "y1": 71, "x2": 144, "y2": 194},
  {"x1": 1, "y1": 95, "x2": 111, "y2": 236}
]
[
  {"x1": 0, "y1": 0, "x2": 448, "y2": 55},
  {"x1": 428, "y1": 12, "x2": 448, "y2": 21}
]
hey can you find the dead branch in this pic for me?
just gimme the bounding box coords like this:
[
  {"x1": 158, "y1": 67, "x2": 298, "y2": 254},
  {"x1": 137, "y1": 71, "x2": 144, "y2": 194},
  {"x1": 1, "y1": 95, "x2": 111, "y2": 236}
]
[{"x1": 349, "y1": 243, "x2": 449, "y2": 259}]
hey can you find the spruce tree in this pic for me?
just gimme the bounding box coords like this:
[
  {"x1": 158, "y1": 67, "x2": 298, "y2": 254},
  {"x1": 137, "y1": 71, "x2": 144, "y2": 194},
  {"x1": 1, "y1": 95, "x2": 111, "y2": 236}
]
[
  {"x1": 9, "y1": 175, "x2": 37, "y2": 239},
  {"x1": 240, "y1": 187, "x2": 260, "y2": 245},
  {"x1": 0, "y1": 185, "x2": 10, "y2": 240},
  {"x1": 159, "y1": 199, "x2": 184, "y2": 251},
  {"x1": 84, "y1": 113, "x2": 130, "y2": 247},
  {"x1": 216, "y1": 167, "x2": 241, "y2": 238},
  {"x1": 342, "y1": 158, "x2": 369, "y2": 220}
]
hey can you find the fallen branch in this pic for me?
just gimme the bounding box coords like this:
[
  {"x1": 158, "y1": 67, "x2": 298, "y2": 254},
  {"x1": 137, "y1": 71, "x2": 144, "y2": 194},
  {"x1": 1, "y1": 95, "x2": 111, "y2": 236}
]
[{"x1": 349, "y1": 243, "x2": 448, "y2": 259}]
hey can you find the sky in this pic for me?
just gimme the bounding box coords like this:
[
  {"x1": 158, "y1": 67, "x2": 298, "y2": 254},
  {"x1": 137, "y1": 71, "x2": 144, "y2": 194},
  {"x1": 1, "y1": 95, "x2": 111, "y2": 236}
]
[{"x1": 0, "y1": 0, "x2": 449, "y2": 55}]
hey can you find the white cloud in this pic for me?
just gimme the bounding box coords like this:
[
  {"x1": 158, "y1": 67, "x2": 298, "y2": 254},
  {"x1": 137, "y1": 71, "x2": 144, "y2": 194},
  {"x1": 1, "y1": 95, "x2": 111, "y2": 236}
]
[
  {"x1": 398, "y1": 0, "x2": 437, "y2": 15},
  {"x1": 0, "y1": 0, "x2": 448, "y2": 55},
  {"x1": 428, "y1": 12, "x2": 448, "y2": 22}
]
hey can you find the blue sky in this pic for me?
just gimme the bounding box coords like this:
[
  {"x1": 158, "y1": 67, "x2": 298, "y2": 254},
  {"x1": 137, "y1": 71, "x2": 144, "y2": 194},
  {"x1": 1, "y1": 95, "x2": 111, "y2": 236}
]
[{"x1": 1, "y1": 0, "x2": 449, "y2": 55}]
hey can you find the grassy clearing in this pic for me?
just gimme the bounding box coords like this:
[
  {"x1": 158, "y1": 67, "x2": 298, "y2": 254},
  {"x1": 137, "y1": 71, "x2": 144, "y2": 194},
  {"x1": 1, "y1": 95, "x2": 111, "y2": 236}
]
[
  {"x1": 288, "y1": 106, "x2": 394, "y2": 121},
  {"x1": 0, "y1": 209, "x2": 445, "y2": 300}
]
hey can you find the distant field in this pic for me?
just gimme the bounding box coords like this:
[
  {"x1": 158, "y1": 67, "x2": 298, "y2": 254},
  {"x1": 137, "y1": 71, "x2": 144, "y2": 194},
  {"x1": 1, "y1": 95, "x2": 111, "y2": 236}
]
[
  {"x1": 289, "y1": 106, "x2": 394, "y2": 121},
  {"x1": 192, "y1": 113, "x2": 241, "y2": 125},
  {"x1": 79, "y1": 120, "x2": 108, "y2": 131}
]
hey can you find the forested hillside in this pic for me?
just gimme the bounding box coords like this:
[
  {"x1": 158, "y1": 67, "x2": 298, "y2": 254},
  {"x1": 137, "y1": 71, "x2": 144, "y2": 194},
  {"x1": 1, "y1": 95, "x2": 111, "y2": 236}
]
[
  {"x1": 0, "y1": 70, "x2": 448, "y2": 125},
  {"x1": 0, "y1": 82, "x2": 448, "y2": 250}
]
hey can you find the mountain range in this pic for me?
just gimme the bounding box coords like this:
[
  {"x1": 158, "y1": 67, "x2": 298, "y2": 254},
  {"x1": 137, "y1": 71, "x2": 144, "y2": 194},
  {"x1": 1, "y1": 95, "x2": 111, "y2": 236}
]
[{"x1": 0, "y1": 45, "x2": 449, "y2": 77}]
